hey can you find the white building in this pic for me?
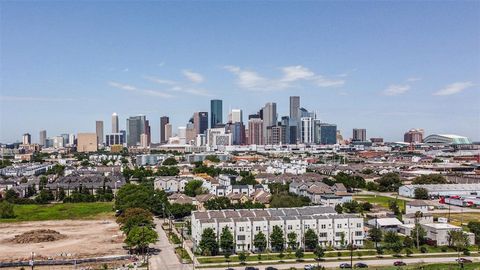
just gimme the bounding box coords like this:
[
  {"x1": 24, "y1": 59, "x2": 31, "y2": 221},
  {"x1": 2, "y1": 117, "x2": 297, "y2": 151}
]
[
  {"x1": 154, "y1": 176, "x2": 194, "y2": 193},
  {"x1": 405, "y1": 200, "x2": 430, "y2": 214},
  {"x1": 399, "y1": 184, "x2": 480, "y2": 198},
  {"x1": 191, "y1": 206, "x2": 364, "y2": 252},
  {"x1": 399, "y1": 223, "x2": 475, "y2": 246}
]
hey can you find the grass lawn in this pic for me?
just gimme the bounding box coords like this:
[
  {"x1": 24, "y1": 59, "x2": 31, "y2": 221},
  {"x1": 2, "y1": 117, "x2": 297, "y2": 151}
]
[
  {"x1": 433, "y1": 212, "x2": 480, "y2": 227},
  {"x1": 175, "y1": 247, "x2": 192, "y2": 263},
  {"x1": 0, "y1": 202, "x2": 114, "y2": 222},
  {"x1": 354, "y1": 194, "x2": 406, "y2": 211}
]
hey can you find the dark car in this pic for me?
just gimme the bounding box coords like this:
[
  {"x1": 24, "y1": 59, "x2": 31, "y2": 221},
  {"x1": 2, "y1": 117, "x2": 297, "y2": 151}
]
[
  {"x1": 393, "y1": 261, "x2": 406, "y2": 266},
  {"x1": 354, "y1": 262, "x2": 368, "y2": 268},
  {"x1": 265, "y1": 267, "x2": 278, "y2": 270},
  {"x1": 244, "y1": 267, "x2": 259, "y2": 270},
  {"x1": 225, "y1": 268, "x2": 235, "y2": 270},
  {"x1": 339, "y1": 263, "x2": 352, "y2": 268},
  {"x1": 456, "y1": 258, "x2": 472, "y2": 263}
]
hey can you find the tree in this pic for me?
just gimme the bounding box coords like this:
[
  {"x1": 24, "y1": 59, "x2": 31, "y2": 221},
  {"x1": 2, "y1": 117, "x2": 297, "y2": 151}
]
[
  {"x1": 403, "y1": 236, "x2": 414, "y2": 248},
  {"x1": 342, "y1": 200, "x2": 360, "y2": 213},
  {"x1": 295, "y1": 248, "x2": 304, "y2": 261},
  {"x1": 412, "y1": 174, "x2": 447, "y2": 185},
  {"x1": 162, "y1": 157, "x2": 178, "y2": 166},
  {"x1": 414, "y1": 188, "x2": 429, "y2": 200},
  {"x1": 35, "y1": 189, "x2": 54, "y2": 204},
  {"x1": 287, "y1": 231, "x2": 298, "y2": 250},
  {"x1": 57, "y1": 187, "x2": 66, "y2": 201},
  {"x1": 115, "y1": 184, "x2": 154, "y2": 211},
  {"x1": 116, "y1": 208, "x2": 154, "y2": 235},
  {"x1": 219, "y1": 227, "x2": 234, "y2": 255},
  {"x1": 391, "y1": 242, "x2": 403, "y2": 255},
  {"x1": 384, "y1": 231, "x2": 400, "y2": 245},
  {"x1": 168, "y1": 203, "x2": 196, "y2": 219},
  {"x1": 335, "y1": 204, "x2": 343, "y2": 214},
  {"x1": 410, "y1": 224, "x2": 427, "y2": 248},
  {"x1": 269, "y1": 194, "x2": 310, "y2": 208},
  {"x1": 304, "y1": 228, "x2": 319, "y2": 250},
  {"x1": 313, "y1": 245, "x2": 325, "y2": 261},
  {"x1": 205, "y1": 155, "x2": 220, "y2": 163},
  {"x1": 199, "y1": 228, "x2": 218, "y2": 256},
  {"x1": 184, "y1": 180, "x2": 205, "y2": 197},
  {"x1": 238, "y1": 252, "x2": 247, "y2": 264},
  {"x1": 270, "y1": 225, "x2": 285, "y2": 252},
  {"x1": 376, "y1": 173, "x2": 402, "y2": 192},
  {"x1": 4, "y1": 189, "x2": 18, "y2": 203},
  {"x1": 0, "y1": 201, "x2": 15, "y2": 218},
  {"x1": 467, "y1": 221, "x2": 480, "y2": 245},
  {"x1": 365, "y1": 182, "x2": 379, "y2": 191},
  {"x1": 388, "y1": 200, "x2": 401, "y2": 216},
  {"x1": 448, "y1": 230, "x2": 470, "y2": 254},
  {"x1": 369, "y1": 227, "x2": 383, "y2": 248},
  {"x1": 125, "y1": 226, "x2": 158, "y2": 253},
  {"x1": 204, "y1": 197, "x2": 233, "y2": 210},
  {"x1": 253, "y1": 231, "x2": 267, "y2": 253}
]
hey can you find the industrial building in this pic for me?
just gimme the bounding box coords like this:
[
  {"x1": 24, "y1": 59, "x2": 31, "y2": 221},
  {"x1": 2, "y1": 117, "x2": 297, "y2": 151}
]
[{"x1": 399, "y1": 183, "x2": 480, "y2": 198}]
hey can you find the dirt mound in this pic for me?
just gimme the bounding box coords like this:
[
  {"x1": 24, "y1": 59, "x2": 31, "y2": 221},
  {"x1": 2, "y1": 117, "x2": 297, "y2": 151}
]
[{"x1": 9, "y1": 229, "x2": 67, "y2": 244}]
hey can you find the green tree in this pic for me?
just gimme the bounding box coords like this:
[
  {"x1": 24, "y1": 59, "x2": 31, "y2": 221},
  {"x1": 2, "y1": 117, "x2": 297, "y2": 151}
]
[
  {"x1": 57, "y1": 187, "x2": 66, "y2": 201},
  {"x1": 253, "y1": 231, "x2": 267, "y2": 253},
  {"x1": 403, "y1": 236, "x2": 414, "y2": 248},
  {"x1": 304, "y1": 228, "x2": 319, "y2": 250},
  {"x1": 391, "y1": 242, "x2": 403, "y2": 255},
  {"x1": 313, "y1": 245, "x2": 325, "y2": 261},
  {"x1": 204, "y1": 197, "x2": 233, "y2": 210},
  {"x1": 412, "y1": 174, "x2": 447, "y2": 185},
  {"x1": 269, "y1": 194, "x2": 310, "y2": 208},
  {"x1": 125, "y1": 226, "x2": 158, "y2": 253},
  {"x1": 410, "y1": 224, "x2": 427, "y2": 248},
  {"x1": 184, "y1": 180, "x2": 205, "y2": 197},
  {"x1": 295, "y1": 248, "x2": 304, "y2": 261},
  {"x1": 369, "y1": 227, "x2": 383, "y2": 248},
  {"x1": 0, "y1": 201, "x2": 15, "y2": 218},
  {"x1": 162, "y1": 157, "x2": 178, "y2": 166},
  {"x1": 384, "y1": 231, "x2": 400, "y2": 245},
  {"x1": 447, "y1": 230, "x2": 470, "y2": 254},
  {"x1": 270, "y1": 225, "x2": 285, "y2": 252},
  {"x1": 467, "y1": 221, "x2": 480, "y2": 245},
  {"x1": 205, "y1": 155, "x2": 220, "y2": 163},
  {"x1": 335, "y1": 204, "x2": 343, "y2": 214},
  {"x1": 238, "y1": 252, "x2": 247, "y2": 264},
  {"x1": 116, "y1": 208, "x2": 154, "y2": 235},
  {"x1": 287, "y1": 231, "x2": 298, "y2": 250},
  {"x1": 35, "y1": 189, "x2": 54, "y2": 204},
  {"x1": 219, "y1": 227, "x2": 234, "y2": 255},
  {"x1": 168, "y1": 203, "x2": 196, "y2": 219},
  {"x1": 376, "y1": 173, "x2": 402, "y2": 192},
  {"x1": 199, "y1": 228, "x2": 219, "y2": 256},
  {"x1": 388, "y1": 200, "x2": 401, "y2": 216},
  {"x1": 414, "y1": 188, "x2": 429, "y2": 199}
]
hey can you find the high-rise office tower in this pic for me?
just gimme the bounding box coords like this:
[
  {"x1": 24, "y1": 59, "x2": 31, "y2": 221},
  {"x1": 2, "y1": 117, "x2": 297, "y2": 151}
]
[
  {"x1": 193, "y1": 112, "x2": 209, "y2": 135},
  {"x1": 352, "y1": 128, "x2": 367, "y2": 142},
  {"x1": 160, "y1": 116, "x2": 169, "y2": 143},
  {"x1": 230, "y1": 109, "x2": 243, "y2": 123},
  {"x1": 248, "y1": 118, "x2": 264, "y2": 145},
  {"x1": 290, "y1": 96, "x2": 300, "y2": 143},
  {"x1": 231, "y1": 122, "x2": 246, "y2": 145},
  {"x1": 77, "y1": 133, "x2": 97, "y2": 152},
  {"x1": 112, "y1": 113, "x2": 119, "y2": 133},
  {"x1": 210, "y1": 99, "x2": 223, "y2": 128},
  {"x1": 61, "y1": 133, "x2": 69, "y2": 145},
  {"x1": 69, "y1": 134, "x2": 76, "y2": 146},
  {"x1": 126, "y1": 115, "x2": 146, "y2": 147},
  {"x1": 301, "y1": 117, "x2": 314, "y2": 144},
  {"x1": 145, "y1": 120, "x2": 151, "y2": 146},
  {"x1": 262, "y1": 102, "x2": 277, "y2": 143},
  {"x1": 96, "y1": 121, "x2": 104, "y2": 145},
  {"x1": 314, "y1": 122, "x2": 337, "y2": 145},
  {"x1": 289, "y1": 96, "x2": 300, "y2": 121},
  {"x1": 39, "y1": 130, "x2": 47, "y2": 146},
  {"x1": 404, "y1": 129, "x2": 424, "y2": 143},
  {"x1": 22, "y1": 133, "x2": 31, "y2": 145},
  {"x1": 164, "y1": 123, "x2": 172, "y2": 143}
]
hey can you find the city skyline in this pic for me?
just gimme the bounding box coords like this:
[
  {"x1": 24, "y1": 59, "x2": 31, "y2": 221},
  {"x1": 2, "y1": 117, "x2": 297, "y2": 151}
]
[{"x1": 1, "y1": 1, "x2": 479, "y2": 142}]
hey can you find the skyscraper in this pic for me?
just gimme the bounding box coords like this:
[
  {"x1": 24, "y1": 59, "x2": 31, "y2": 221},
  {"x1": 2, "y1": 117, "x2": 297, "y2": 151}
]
[
  {"x1": 145, "y1": 120, "x2": 151, "y2": 146},
  {"x1": 126, "y1": 115, "x2": 146, "y2": 147},
  {"x1": 230, "y1": 109, "x2": 243, "y2": 123},
  {"x1": 248, "y1": 118, "x2": 264, "y2": 145},
  {"x1": 39, "y1": 130, "x2": 47, "y2": 146},
  {"x1": 22, "y1": 133, "x2": 31, "y2": 145},
  {"x1": 193, "y1": 112, "x2": 209, "y2": 135},
  {"x1": 112, "y1": 113, "x2": 119, "y2": 133},
  {"x1": 290, "y1": 96, "x2": 300, "y2": 143},
  {"x1": 96, "y1": 121, "x2": 104, "y2": 145},
  {"x1": 404, "y1": 129, "x2": 424, "y2": 143},
  {"x1": 210, "y1": 99, "x2": 223, "y2": 128},
  {"x1": 77, "y1": 133, "x2": 97, "y2": 152},
  {"x1": 164, "y1": 123, "x2": 173, "y2": 143},
  {"x1": 289, "y1": 96, "x2": 300, "y2": 121},
  {"x1": 160, "y1": 116, "x2": 169, "y2": 143},
  {"x1": 262, "y1": 102, "x2": 277, "y2": 143},
  {"x1": 301, "y1": 117, "x2": 314, "y2": 144},
  {"x1": 314, "y1": 123, "x2": 337, "y2": 145},
  {"x1": 352, "y1": 128, "x2": 367, "y2": 142}
]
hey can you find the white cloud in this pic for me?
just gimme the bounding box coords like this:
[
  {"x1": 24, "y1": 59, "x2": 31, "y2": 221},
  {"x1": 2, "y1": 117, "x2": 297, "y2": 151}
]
[
  {"x1": 144, "y1": 76, "x2": 177, "y2": 86},
  {"x1": 0, "y1": 96, "x2": 74, "y2": 102},
  {"x1": 383, "y1": 84, "x2": 411, "y2": 96},
  {"x1": 145, "y1": 75, "x2": 212, "y2": 96},
  {"x1": 182, "y1": 70, "x2": 204, "y2": 83},
  {"x1": 224, "y1": 65, "x2": 343, "y2": 91},
  {"x1": 108, "y1": 81, "x2": 173, "y2": 98},
  {"x1": 433, "y1": 81, "x2": 474, "y2": 96},
  {"x1": 407, "y1": 77, "x2": 421, "y2": 82}
]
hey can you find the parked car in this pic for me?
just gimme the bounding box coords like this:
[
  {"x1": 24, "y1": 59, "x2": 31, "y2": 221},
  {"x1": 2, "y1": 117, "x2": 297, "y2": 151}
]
[
  {"x1": 266, "y1": 267, "x2": 278, "y2": 270},
  {"x1": 225, "y1": 268, "x2": 235, "y2": 270},
  {"x1": 393, "y1": 261, "x2": 406, "y2": 266},
  {"x1": 456, "y1": 258, "x2": 472, "y2": 263},
  {"x1": 244, "y1": 267, "x2": 259, "y2": 270},
  {"x1": 354, "y1": 262, "x2": 368, "y2": 268},
  {"x1": 339, "y1": 263, "x2": 352, "y2": 268},
  {"x1": 304, "y1": 265, "x2": 315, "y2": 270}
]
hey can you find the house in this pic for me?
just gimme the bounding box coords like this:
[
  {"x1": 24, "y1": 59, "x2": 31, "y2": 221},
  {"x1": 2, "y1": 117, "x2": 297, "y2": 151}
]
[
  {"x1": 230, "y1": 185, "x2": 254, "y2": 196},
  {"x1": 405, "y1": 200, "x2": 430, "y2": 214},
  {"x1": 168, "y1": 193, "x2": 194, "y2": 205},
  {"x1": 227, "y1": 192, "x2": 250, "y2": 204},
  {"x1": 250, "y1": 189, "x2": 272, "y2": 205},
  {"x1": 153, "y1": 176, "x2": 194, "y2": 193},
  {"x1": 367, "y1": 218, "x2": 403, "y2": 232},
  {"x1": 195, "y1": 193, "x2": 216, "y2": 211},
  {"x1": 320, "y1": 194, "x2": 352, "y2": 207},
  {"x1": 402, "y1": 213, "x2": 434, "y2": 224}
]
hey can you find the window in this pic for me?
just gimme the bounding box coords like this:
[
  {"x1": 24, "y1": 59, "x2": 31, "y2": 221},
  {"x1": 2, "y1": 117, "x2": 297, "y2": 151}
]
[
  {"x1": 319, "y1": 233, "x2": 327, "y2": 237},
  {"x1": 335, "y1": 232, "x2": 341, "y2": 237},
  {"x1": 357, "y1": 223, "x2": 362, "y2": 228},
  {"x1": 239, "y1": 227, "x2": 244, "y2": 232},
  {"x1": 287, "y1": 225, "x2": 292, "y2": 230},
  {"x1": 337, "y1": 224, "x2": 341, "y2": 229},
  {"x1": 304, "y1": 224, "x2": 310, "y2": 229},
  {"x1": 321, "y1": 224, "x2": 326, "y2": 229},
  {"x1": 237, "y1": 235, "x2": 245, "y2": 241},
  {"x1": 355, "y1": 231, "x2": 362, "y2": 236},
  {"x1": 256, "y1": 226, "x2": 261, "y2": 231}
]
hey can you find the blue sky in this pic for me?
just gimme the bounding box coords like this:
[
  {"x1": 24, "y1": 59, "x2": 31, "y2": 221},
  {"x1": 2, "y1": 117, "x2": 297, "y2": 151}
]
[{"x1": 1, "y1": 1, "x2": 479, "y2": 143}]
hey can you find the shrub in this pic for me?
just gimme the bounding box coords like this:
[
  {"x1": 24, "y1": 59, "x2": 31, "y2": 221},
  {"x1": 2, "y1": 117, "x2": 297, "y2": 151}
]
[
  {"x1": 420, "y1": 246, "x2": 427, "y2": 253},
  {"x1": 441, "y1": 246, "x2": 448, "y2": 252},
  {"x1": 0, "y1": 201, "x2": 15, "y2": 218}
]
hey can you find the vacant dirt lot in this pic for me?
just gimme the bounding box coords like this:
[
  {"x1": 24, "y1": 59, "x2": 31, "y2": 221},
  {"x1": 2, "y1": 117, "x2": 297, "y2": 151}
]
[{"x1": 0, "y1": 219, "x2": 125, "y2": 262}]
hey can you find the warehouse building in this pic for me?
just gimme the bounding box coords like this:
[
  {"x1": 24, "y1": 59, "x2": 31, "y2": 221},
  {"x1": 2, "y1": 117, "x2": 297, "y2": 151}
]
[
  {"x1": 191, "y1": 206, "x2": 365, "y2": 252},
  {"x1": 399, "y1": 184, "x2": 480, "y2": 198}
]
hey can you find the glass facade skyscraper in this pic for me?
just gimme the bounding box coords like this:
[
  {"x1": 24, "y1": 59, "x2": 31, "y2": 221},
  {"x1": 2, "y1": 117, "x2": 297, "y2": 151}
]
[{"x1": 210, "y1": 99, "x2": 223, "y2": 128}]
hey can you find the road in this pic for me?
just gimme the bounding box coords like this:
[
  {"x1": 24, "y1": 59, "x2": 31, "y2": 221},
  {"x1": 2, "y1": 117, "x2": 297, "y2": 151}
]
[
  {"x1": 150, "y1": 217, "x2": 193, "y2": 270},
  {"x1": 201, "y1": 256, "x2": 478, "y2": 270}
]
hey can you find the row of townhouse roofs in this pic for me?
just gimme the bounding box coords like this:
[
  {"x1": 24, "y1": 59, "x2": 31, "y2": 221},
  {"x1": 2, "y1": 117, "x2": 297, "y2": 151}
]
[{"x1": 191, "y1": 206, "x2": 365, "y2": 252}]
